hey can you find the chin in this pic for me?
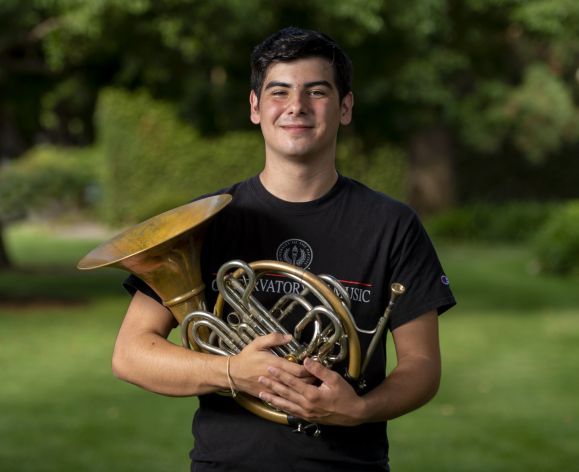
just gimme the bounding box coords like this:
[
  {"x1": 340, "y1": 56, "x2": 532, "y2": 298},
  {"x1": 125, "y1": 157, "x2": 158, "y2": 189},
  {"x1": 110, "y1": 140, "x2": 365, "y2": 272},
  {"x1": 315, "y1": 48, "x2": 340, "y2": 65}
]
[{"x1": 283, "y1": 149, "x2": 317, "y2": 160}]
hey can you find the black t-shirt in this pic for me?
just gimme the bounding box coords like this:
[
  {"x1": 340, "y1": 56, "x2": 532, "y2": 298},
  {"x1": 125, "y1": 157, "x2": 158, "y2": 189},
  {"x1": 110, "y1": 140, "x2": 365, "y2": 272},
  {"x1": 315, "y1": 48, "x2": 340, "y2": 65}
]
[{"x1": 124, "y1": 175, "x2": 456, "y2": 471}]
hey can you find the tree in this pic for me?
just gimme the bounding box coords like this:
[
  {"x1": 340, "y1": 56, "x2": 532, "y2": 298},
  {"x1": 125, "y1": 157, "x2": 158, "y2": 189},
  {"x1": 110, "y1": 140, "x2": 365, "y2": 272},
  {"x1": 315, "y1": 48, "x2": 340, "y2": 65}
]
[
  {"x1": 0, "y1": 0, "x2": 389, "y2": 264},
  {"x1": 1, "y1": 0, "x2": 579, "y2": 215},
  {"x1": 347, "y1": 0, "x2": 579, "y2": 211}
]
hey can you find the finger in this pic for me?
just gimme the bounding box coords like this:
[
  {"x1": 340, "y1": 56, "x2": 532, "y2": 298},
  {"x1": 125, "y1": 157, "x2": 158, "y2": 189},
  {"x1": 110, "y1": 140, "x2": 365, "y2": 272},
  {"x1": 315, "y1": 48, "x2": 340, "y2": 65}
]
[
  {"x1": 275, "y1": 360, "x2": 311, "y2": 378},
  {"x1": 258, "y1": 380, "x2": 326, "y2": 424},
  {"x1": 250, "y1": 333, "x2": 293, "y2": 351},
  {"x1": 298, "y1": 373, "x2": 318, "y2": 385},
  {"x1": 258, "y1": 374, "x2": 295, "y2": 398},
  {"x1": 303, "y1": 358, "x2": 339, "y2": 384},
  {"x1": 257, "y1": 379, "x2": 314, "y2": 421},
  {"x1": 258, "y1": 390, "x2": 307, "y2": 419},
  {"x1": 265, "y1": 365, "x2": 313, "y2": 395}
]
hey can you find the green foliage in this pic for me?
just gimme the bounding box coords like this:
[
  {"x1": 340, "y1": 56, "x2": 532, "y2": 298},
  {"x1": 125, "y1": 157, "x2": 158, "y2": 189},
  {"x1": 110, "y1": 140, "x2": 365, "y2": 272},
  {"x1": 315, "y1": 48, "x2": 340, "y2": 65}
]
[
  {"x1": 513, "y1": 0, "x2": 579, "y2": 37},
  {"x1": 327, "y1": 0, "x2": 384, "y2": 27},
  {"x1": 336, "y1": 138, "x2": 407, "y2": 200},
  {"x1": 455, "y1": 65, "x2": 578, "y2": 162},
  {"x1": 3, "y1": 0, "x2": 579, "y2": 210},
  {"x1": 16, "y1": 0, "x2": 390, "y2": 141},
  {"x1": 372, "y1": 0, "x2": 579, "y2": 163},
  {"x1": 426, "y1": 201, "x2": 557, "y2": 243},
  {"x1": 386, "y1": 0, "x2": 450, "y2": 41},
  {"x1": 533, "y1": 200, "x2": 579, "y2": 276},
  {"x1": 96, "y1": 88, "x2": 263, "y2": 224},
  {"x1": 508, "y1": 65, "x2": 578, "y2": 163},
  {"x1": 0, "y1": 145, "x2": 98, "y2": 222},
  {"x1": 0, "y1": 166, "x2": 27, "y2": 222},
  {"x1": 456, "y1": 80, "x2": 512, "y2": 154}
]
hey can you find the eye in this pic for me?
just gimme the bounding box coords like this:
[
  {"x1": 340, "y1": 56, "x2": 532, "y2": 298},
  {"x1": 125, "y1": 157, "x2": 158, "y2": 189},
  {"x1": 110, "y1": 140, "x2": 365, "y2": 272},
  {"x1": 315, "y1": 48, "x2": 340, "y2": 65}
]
[
  {"x1": 270, "y1": 89, "x2": 288, "y2": 97},
  {"x1": 307, "y1": 89, "x2": 326, "y2": 97}
]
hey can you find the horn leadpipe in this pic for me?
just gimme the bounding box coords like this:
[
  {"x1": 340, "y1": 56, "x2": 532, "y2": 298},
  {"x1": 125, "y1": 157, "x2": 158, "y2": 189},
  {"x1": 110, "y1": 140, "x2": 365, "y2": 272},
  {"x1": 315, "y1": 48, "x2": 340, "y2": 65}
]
[{"x1": 360, "y1": 283, "x2": 406, "y2": 376}]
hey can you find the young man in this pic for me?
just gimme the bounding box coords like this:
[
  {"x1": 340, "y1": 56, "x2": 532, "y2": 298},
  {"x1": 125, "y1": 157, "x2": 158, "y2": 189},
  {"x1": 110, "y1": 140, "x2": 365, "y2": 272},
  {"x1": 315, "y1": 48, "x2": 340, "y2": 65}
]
[{"x1": 114, "y1": 27, "x2": 455, "y2": 471}]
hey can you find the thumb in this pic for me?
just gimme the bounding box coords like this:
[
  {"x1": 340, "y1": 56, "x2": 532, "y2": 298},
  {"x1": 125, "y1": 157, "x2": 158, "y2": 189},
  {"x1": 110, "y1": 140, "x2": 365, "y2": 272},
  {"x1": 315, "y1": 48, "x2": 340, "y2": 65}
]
[{"x1": 250, "y1": 332, "x2": 293, "y2": 351}]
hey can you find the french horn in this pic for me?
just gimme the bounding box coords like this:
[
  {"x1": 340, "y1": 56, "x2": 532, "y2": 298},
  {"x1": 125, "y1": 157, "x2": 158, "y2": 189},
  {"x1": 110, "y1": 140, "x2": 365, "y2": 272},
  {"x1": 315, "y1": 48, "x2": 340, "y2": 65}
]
[{"x1": 77, "y1": 195, "x2": 405, "y2": 432}]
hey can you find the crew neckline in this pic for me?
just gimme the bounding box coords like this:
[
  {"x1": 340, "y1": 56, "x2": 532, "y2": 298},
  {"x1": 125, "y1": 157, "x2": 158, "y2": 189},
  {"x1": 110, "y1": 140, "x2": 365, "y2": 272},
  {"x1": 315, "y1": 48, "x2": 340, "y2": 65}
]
[{"x1": 249, "y1": 173, "x2": 347, "y2": 215}]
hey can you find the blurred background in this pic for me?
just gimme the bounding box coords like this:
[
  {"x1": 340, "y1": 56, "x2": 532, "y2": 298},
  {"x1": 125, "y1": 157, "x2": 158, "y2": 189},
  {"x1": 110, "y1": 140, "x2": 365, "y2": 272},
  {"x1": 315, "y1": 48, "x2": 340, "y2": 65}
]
[{"x1": 1, "y1": 1, "x2": 578, "y2": 470}]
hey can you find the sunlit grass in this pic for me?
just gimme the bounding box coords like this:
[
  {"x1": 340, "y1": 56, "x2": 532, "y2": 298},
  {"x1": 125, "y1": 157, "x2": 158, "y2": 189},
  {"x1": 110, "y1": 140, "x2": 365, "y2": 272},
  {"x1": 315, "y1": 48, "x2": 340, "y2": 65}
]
[
  {"x1": 388, "y1": 242, "x2": 579, "y2": 471},
  {"x1": 0, "y1": 300, "x2": 195, "y2": 471},
  {"x1": 1, "y1": 224, "x2": 195, "y2": 471},
  {"x1": 388, "y1": 308, "x2": 579, "y2": 471},
  {"x1": 1, "y1": 225, "x2": 578, "y2": 471},
  {"x1": 5, "y1": 221, "x2": 115, "y2": 267}
]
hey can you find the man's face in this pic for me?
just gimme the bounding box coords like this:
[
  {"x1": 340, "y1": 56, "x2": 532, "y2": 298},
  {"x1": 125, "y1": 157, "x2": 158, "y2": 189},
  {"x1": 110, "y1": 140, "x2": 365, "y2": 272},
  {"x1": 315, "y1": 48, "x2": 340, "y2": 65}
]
[{"x1": 250, "y1": 57, "x2": 353, "y2": 162}]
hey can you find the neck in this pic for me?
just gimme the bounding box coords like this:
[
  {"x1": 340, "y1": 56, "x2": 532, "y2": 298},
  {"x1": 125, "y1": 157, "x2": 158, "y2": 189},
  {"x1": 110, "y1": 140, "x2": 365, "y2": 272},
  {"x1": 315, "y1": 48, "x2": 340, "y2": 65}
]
[{"x1": 259, "y1": 159, "x2": 338, "y2": 202}]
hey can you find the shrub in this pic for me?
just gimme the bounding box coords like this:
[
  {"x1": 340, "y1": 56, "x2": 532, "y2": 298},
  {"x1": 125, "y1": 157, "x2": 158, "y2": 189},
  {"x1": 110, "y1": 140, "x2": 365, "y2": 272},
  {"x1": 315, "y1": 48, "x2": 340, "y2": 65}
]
[
  {"x1": 0, "y1": 145, "x2": 98, "y2": 222},
  {"x1": 336, "y1": 138, "x2": 407, "y2": 200},
  {"x1": 532, "y1": 201, "x2": 579, "y2": 276},
  {"x1": 96, "y1": 88, "x2": 263, "y2": 224},
  {"x1": 426, "y1": 201, "x2": 557, "y2": 243}
]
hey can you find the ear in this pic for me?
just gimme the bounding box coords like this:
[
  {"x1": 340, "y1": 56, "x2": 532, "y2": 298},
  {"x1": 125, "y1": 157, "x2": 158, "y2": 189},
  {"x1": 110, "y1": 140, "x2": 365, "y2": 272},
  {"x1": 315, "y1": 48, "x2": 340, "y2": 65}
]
[
  {"x1": 249, "y1": 90, "x2": 261, "y2": 125},
  {"x1": 340, "y1": 92, "x2": 354, "y2": 126}
]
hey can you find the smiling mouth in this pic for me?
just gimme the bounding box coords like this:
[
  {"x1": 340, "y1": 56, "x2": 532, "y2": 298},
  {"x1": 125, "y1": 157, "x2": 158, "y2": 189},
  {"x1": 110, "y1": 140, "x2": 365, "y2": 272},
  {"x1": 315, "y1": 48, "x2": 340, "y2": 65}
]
[{"x1": 281, "y1": 124, "x2": 314, "y2": 131}]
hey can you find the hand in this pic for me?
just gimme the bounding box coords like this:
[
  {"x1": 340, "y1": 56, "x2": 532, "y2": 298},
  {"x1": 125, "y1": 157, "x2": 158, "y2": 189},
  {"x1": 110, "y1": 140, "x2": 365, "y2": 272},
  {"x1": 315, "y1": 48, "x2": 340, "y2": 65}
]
[
  {"x1": 257, "y1": 358, "x2": 367, "y2": 426},
  {"x1": 229, "y1": 333, "x2": 312, "y2": 398}
]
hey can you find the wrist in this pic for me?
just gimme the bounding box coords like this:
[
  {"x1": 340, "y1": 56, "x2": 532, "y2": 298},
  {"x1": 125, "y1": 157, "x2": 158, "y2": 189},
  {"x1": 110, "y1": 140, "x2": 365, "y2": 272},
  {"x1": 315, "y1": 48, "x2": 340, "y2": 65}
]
[
  {"x1": 201, "y1": 354, "x2": 233, "y2": 393},
  {"x1": 226, "y1": 355, "x2": 238, "y2": 397},
  {"x1": 351, "y1": 394, "x2": 370, "y2": 426}
]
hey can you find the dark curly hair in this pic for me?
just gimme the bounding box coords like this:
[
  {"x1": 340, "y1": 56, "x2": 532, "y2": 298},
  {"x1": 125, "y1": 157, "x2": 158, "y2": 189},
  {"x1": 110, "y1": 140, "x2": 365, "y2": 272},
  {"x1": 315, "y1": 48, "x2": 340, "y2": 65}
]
[{"x1": 250, "y1": 27, "x2": 352, "y2": 101}]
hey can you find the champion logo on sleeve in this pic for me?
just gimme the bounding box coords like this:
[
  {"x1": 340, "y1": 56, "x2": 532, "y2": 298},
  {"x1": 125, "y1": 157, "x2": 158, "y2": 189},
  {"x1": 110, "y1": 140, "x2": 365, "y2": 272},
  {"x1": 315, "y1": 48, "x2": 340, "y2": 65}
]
[{"x1": 441, "y1": 275, "x2": 450, "y2": 286}]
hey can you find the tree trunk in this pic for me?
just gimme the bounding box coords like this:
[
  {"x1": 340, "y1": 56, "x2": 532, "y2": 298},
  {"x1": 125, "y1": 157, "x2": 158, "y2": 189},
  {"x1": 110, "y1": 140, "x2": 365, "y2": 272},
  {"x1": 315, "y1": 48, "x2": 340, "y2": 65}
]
[
  {"x1": 0, "y1": 222, "x2": 13, "y2": 269},
  {"x1": 407, "y1": 127, "x2": 456, "y2": 216}
]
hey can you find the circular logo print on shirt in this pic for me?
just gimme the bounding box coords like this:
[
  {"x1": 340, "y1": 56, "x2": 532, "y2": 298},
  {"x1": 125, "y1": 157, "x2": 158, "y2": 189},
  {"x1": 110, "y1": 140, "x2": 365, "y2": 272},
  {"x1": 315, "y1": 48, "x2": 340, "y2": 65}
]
[{"x1": 276, "y1": 239, "x2": 313, "y2": 269}]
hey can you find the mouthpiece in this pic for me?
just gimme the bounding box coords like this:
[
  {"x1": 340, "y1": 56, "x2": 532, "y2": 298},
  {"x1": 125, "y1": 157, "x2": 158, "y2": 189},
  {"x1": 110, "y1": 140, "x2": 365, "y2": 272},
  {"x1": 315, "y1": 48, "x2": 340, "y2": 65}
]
[{"x1": 391, "y1": 283, "x2": 406, "y2": 296}]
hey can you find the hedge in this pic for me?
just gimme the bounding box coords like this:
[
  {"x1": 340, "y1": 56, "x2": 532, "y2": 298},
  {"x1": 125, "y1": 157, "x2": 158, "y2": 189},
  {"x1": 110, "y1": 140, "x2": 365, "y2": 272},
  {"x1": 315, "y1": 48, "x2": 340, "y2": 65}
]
[
  {"x1": 96, "y1": 88, "x2": 264, "y2": 223},
  {"x1": 426, "y1": 201, "x2": 557, "y2": 243},
  {"x1": 0, "y1": 145, "x2": 97, "y2": 222},
  {"x1": 532, "y1": 200, "x2": 579, "y2": 276}
]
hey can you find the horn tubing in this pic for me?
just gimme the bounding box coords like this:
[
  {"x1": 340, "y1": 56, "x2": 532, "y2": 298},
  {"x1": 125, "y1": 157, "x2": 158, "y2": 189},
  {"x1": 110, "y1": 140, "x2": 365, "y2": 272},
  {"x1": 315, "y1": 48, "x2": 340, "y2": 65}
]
[{"x1": 247, "y1": 260, "x2": 362, "y2": 380}]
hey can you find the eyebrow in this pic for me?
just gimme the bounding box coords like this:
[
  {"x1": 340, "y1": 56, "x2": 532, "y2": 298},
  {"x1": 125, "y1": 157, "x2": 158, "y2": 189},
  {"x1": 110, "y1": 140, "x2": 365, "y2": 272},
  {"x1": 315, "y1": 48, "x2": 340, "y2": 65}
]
[{"x1": 264, "y1": 80, "x2": 334, "y2": 90}]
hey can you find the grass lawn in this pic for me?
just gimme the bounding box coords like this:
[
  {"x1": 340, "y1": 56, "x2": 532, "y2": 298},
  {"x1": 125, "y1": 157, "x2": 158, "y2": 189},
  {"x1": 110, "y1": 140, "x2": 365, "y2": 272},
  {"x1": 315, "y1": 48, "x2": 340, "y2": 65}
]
[
  {"x1": 1, "y1": 224, "x2": 194, "y2": 471},
  {"x1": 1, "y1": 224, "x2": 578, "y2": 471},
  {"x1": 388, "y1": 242, "x2": 579, "y2": 471}
]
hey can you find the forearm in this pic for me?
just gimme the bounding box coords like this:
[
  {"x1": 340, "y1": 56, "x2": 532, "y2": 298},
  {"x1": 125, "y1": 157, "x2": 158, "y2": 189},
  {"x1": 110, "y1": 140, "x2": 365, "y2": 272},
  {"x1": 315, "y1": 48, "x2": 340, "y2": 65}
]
[
  {"x1": 357, "y1": 310, "x2": 442, "y2": 422},
  {"x1": 112, "y1": 331, "x2": 230, "y2": 396},
  {"x1": 357, "y1": 354, "x2": 441, "y2": 422},
  {"x1": 112, "y1": 291, "x2": 230, "y2": 397},
  {"x1": 114, "y1": 291, "x2": 310, "y2": 399}
]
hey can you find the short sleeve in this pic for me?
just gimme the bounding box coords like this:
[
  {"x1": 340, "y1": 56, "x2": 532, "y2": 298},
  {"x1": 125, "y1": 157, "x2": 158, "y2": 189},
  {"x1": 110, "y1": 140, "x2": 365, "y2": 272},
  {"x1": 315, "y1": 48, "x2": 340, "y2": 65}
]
[
  {"x1": 387, "y1": 212, "x2": 456, "y2": 331},
  {"x1": 122, "y1": 274, "x2": 163, "y2": 304}
]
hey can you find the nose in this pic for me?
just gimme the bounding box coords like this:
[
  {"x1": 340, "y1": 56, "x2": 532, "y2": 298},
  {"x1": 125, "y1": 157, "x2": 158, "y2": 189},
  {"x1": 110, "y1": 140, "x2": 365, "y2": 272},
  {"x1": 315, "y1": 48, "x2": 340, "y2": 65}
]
[{"x1": 287, "y1": 91, "x2": 308, "y2": 115}]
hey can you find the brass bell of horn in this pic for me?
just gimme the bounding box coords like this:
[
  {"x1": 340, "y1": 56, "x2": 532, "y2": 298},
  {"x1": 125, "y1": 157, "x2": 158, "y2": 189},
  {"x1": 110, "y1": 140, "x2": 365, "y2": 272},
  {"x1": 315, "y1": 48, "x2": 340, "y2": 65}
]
[{"x1": 77, "y1": 195, "x2": 232, "y2": 328}]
